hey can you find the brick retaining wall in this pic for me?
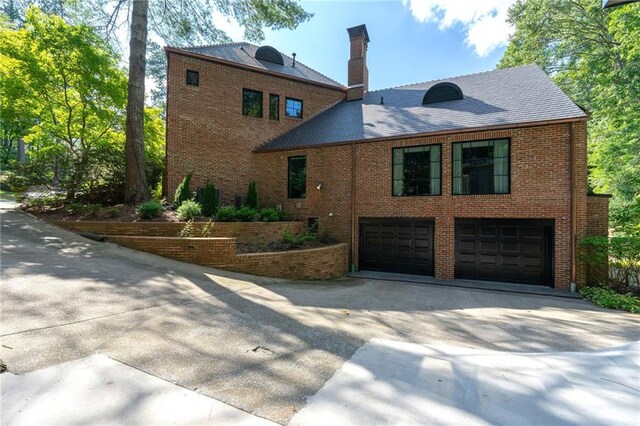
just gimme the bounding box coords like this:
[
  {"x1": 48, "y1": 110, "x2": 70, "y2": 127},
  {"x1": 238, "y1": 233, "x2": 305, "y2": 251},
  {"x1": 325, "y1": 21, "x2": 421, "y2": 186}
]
[
  {"x1": 55, "y1": 221, "x2": 304, "y2": 244},
  {"x1": 106, "y1": 235, "x2": 347, "y2": 280}
]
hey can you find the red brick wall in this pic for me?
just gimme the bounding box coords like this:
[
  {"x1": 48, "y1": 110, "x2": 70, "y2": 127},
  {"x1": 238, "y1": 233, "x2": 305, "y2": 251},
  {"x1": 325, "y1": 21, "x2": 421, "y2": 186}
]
[
  {"x1": 255, "y1": 121, "x2": 591, "y2": 289},
  {"x1": 586, "y1": 195, "x2": 610, "y2": 237},
  {"x1": 228, "y1": 244, "x2": 348, "y2": 280},
  {"x1": 165, "y1": 52, "x2": 345, "y2": 204},
  {"x1": 55, "y1": 221, "x2": 304, "y2": 244},
  {"x1": 107, "y1": 235, "x2": 348, "y2": 280}
]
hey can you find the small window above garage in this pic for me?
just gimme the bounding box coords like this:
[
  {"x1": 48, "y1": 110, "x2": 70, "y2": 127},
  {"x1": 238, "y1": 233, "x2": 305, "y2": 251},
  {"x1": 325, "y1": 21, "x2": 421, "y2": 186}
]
[{"x1": 422, "y1": 82, "x2": 463, "y2": 105}]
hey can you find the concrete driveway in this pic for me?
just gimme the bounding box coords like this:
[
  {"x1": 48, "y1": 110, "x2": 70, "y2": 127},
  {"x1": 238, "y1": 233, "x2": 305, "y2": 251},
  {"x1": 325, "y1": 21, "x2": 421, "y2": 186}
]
[{"x1": 1, "y1": 206, "x2": 639, "y2": 424}]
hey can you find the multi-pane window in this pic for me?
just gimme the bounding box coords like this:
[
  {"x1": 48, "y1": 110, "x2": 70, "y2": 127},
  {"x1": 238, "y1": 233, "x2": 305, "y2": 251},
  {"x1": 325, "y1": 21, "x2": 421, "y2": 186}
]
[
  {"x1": 392, "y1": 145, "x2": 441, "y2": 196},
  {"x1": 285, "y1": 97, "x2": 303, "y2": 118},
  {"x1": 452, "y1": 139, "x2": 510, "y2": 195},
  {"x1": 288, "y1": 156, "x2": 306, "y2": 198},
  {"x1": 242, "y1": 89, "x2": 263, "y2": 117},
  {"x1": 269, "y1": 94, "x2": 280, "y2": 120},
  {"x1": 186, "y1": 70, "x2": 199, "y2": 86}
]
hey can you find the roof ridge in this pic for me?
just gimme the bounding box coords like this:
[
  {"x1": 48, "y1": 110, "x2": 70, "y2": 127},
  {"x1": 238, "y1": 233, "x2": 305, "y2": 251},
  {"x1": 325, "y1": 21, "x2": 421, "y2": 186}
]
[
  {"x1": 279, "y1": 52, "x2": 343, "y2": 87},
  {"x1": 368, "y1": 63, "x2": 539, "y2": 93},
  {"x1": 180, "y1": 41, "x2": 256, "y2": 50}
]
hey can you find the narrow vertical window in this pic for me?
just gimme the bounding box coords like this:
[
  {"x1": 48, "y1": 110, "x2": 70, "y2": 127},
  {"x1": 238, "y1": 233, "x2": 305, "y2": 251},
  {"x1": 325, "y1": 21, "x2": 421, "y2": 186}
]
[
  {"x1": 452, "y1": 139, "x2": 510, "y2": 195},
  {"x1": 186, "y1": 70, "x2": 199, "y2": 86},
  {"x1": 392, "y1": 145, "x2": 441, "y2": 196},
  {"x1": 285, "y1": 97, "x2": 303, "y2": 118},
  {"x1": 242, "y1": 89, "x2": 263, "y2": 117},
  {"x1": 269, "y1": 94, "x2": 280, "y2": 120},
  {"x1": 288, "y1": 156, "x2": 306, "y2": 198}
]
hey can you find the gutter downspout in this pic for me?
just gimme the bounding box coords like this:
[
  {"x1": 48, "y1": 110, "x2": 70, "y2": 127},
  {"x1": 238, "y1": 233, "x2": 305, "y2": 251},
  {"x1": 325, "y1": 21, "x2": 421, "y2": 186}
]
[
  {"x1": 350, "y1": 141, "x2": 356, "y2": 272},
  {"x1": 570, "y1": 122, "x2": 577, "y2": 291}
]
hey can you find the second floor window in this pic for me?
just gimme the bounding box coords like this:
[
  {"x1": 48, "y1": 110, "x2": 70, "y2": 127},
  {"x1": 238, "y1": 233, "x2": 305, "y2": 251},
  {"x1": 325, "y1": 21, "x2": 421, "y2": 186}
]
[
  {"x1": 269, "y1": 94, "x2": 279, "y2": 120},
  {"x1": 285, "y1": 97, "x2": 303, "y2": 118},
  {"x1": 186, "y1": 70, "x2": 199, "y2": 86},
  {"x1": 288, "y1": 156, "x2": 306, "y2": 198},
  {"x1": 243, "y1": 89, "x2": 263, "y2": 118},
  {"x1": 452, "y1": 139, "x2": 510, "y2": 195},
  {"x1": 393, "y1": 145, "x2": 441, "y2": 196}
]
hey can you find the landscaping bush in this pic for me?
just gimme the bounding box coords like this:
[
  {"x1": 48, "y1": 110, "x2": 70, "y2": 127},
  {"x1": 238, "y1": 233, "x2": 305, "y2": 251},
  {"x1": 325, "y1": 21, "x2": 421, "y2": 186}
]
[
  {"x1": 245, "y1": 180, "x2": 258, "y2": 209},
  {"x1": 22, "y1": 194, "x2": 65, "y2": 211},
  {"x1": 579, "y1": 236, "x2": 640, "y2": 296},
  {"x1": 199, "y1": 180, "x2": 219, "y2": 217},
  {"x1": 580, "y1": 286, "x2": 640, "y2": 313},
  {"x1": 215, "y1": 206, "x2": 238, "y2": 222},
  {"x1": 177, "y1": 200, "x2": 201, "y2": 221},
  {"x1": 282, "y1": 230, "x2": 317, "y2": 245},
  {"x1": 259, "y1": 208, "x2": 285, "y2": 222},
  {"x1": 106, "y1": 207, "x2": 120, "y2": 218},
  {"x1": 174, "y1": 172, "x2": 193, "y2": 207},
  {"x1": 137, "y1": 199, "x2": 163, "y2": 219},
  {"x1": 236, "y1": 206, "x2": 260, "y2": 222}
]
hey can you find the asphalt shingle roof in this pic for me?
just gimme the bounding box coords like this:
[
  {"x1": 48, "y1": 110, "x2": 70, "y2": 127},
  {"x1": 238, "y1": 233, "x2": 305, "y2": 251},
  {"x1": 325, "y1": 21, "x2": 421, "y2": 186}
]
[
  {"x1": 258, "y1": 64, "x2": 587, "y2": 151},
  {"x1": 182, "y1": 43, "x2": 343, "y2": 88}
]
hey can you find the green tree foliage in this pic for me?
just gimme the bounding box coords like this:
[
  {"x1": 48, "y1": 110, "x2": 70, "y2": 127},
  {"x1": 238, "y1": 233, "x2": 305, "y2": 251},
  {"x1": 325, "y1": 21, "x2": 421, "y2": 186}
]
[
  {"x1": 174, "y1": 172, "x2": 193, "y2": 207},
  {"x1": 200, "y1": 180, "x2": 219, "y2": 217},
  {"x1": 245, "y1": 179, "x2": 258, "y2": 209},
  {"x1": 498, "y1": 0, "x2": 640, "y2": 235},
  {"x1": 0, "y1": 7, "x2": 126, "y2": 199}
]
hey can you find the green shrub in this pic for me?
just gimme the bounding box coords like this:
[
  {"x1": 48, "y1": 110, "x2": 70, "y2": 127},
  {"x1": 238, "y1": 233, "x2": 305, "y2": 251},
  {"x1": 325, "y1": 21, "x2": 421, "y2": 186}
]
[
  {"x1": 580, "y1": 286, "x2": 640, "y2": 313},
  {"x1": 22, "y1": 195, "x2": 65, "y2": 210},
  {"x1": 177, "y1": 200, "x2": 201, "y2": 221},
  {"x1": 259, "y1": 208, "x2": 285, "y2": 222},
  {"x1": 151, "y1": 181, "x2": 163, "y2": 200},
  {"x1": 200, "y1": 180, "x2": 219, "y2": 217},
  {"x1": 579, "y1": 236, "x2": 640, "y2": 295},
  {"x1": 282, "y1": 230, "x2": 317, "y2": 245},
  {"x1": 216, "y1": 206, "x2": 238, "y2": 222},
  {"x1": 174, "y1": 172, "x2": 193, "y2": 207},
  {"x1": 245, "y1": 180, "x2": 258, "y2": 209},
  {"x1": 65, "y1": 203, "x2": 85, "y2": 214},
  {"x1": 0, "y1": 171, "x2": 29, "y2": 192},
  {"x1": 137, "y1": 199, "x2": 163, "y2": 219},
  {"x1": 106, "y1": 207, "x2": 120, "y2": 218},
  {"x1": 236, "y1": 206, "x2": 259, "y2": 222},
  {"x1": 84, "y1": 203, "x2": 102, "y2": 214}
]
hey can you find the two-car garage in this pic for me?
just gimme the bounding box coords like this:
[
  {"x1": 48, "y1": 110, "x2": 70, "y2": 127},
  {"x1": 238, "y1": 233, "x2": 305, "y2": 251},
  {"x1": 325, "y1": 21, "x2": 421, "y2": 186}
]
[{"x1": 359, "y1": 218, "x2": 554, "y2": 286}]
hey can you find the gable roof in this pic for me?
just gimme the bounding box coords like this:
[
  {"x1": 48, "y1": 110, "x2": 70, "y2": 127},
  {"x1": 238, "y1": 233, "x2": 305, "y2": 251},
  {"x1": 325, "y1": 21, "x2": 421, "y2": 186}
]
[
  {"x1": 177, "y1": 43, "x2": 343, "y2": 89},
  {"x1": 258, "y1": 64, "x2": 587, "y2": 152}
]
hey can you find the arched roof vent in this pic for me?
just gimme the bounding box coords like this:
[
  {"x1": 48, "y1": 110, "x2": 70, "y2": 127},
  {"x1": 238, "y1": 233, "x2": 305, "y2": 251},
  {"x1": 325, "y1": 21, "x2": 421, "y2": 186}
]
[
  {"x1": 422, "y1": 82, "x2": 463, "y2": 105},
  {"x1": 255, "y1": 46, "x2": 284, "y2": 65}
]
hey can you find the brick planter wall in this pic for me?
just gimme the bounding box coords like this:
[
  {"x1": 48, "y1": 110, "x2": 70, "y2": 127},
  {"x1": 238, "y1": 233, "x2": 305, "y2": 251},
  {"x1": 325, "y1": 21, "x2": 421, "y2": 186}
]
[
  {"x1": 55, "y1": 221, "x2": 304, "y2": 244},
  {"x1": 106, "y1": 235, "x2": 347, "y2": 280}
]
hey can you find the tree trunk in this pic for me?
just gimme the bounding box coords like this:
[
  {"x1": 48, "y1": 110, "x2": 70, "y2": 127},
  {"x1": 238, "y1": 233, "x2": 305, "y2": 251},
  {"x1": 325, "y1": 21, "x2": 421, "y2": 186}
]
[
  {"x1": 124, "y1": 0, "x2": 150, "y2": 204},
  {"x1": 18, "y1": 137, "x2": 25, "y2": 163}
]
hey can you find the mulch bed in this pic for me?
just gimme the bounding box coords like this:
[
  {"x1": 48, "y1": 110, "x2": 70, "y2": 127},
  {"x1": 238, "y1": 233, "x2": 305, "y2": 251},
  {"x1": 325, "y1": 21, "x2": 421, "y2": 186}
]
[{"x1": 237, "y1": 240, "x2": 333, "y2": 254}]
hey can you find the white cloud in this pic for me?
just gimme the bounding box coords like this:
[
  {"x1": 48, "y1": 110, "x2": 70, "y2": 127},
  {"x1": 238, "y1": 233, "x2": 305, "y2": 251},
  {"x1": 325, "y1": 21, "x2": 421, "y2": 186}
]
[{"x1": 402, "y1": 0, "x2": 516, "y2": 56}]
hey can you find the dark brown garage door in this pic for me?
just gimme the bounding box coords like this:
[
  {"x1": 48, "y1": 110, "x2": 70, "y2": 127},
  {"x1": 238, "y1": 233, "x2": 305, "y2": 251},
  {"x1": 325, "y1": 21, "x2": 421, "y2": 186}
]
[
  {"x1": 359, "y1": 219, "x2": 434, "y2": 276},
  {"x1": 455, "y1": 219, "x2": 554, "y2": 286}
]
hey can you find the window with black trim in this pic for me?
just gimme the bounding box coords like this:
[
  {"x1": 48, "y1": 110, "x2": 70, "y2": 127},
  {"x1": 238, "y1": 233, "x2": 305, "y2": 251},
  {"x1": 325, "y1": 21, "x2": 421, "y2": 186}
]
[
  {"x1": 392, "y1": 145, "x2": 441, "y2": 196},
  {"x1": 452, "y1": 139, "x2": 510, "y2": 195},
  {"x1": 242, "y1": 89, "x2": 263, "y2": 117},
  {"x1": 288, "y1": 156, "x2": 306, "y2": 198},
  {"x1": 186, "y1": 70, "x2": 199, "y2": 86},
  {"x1": 285, "y1": 97, "x2": 303, "y2": 119},
  {"x1": 269, "y1": 94, "x2": 279, "y2": 120}
]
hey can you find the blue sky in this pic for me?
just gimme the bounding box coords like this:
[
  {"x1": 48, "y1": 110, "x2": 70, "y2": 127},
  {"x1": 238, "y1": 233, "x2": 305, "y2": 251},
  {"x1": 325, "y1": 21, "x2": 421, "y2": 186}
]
[{"x1": 215, "y1": 1, "x2": 515, "y2": 90}]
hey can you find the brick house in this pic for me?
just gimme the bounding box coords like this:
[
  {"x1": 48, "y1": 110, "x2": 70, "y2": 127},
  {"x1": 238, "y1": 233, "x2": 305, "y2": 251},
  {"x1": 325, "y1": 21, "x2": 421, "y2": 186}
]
[{"x1": 164, "y1": 24, "x2": 609, "y2": 290}]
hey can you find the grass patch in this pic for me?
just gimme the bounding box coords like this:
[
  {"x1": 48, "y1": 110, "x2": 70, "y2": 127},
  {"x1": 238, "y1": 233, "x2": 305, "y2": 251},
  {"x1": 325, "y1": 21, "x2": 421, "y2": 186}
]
[
  {"x1": 0, "y1": 189, "x2": 16, "y2": 200},
  {"x1": 580, "y1": 286, "x2": 640, "y2": 313}
]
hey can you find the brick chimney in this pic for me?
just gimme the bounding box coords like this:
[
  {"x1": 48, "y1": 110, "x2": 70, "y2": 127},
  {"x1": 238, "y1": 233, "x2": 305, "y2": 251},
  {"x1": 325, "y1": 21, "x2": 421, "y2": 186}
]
[{"x1": 347, "y1": 24, "x2": 370, "y2": 101}]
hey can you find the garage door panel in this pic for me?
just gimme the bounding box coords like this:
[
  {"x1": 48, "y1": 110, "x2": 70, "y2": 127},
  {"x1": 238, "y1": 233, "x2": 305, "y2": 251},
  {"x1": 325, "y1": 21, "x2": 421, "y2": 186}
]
[
  {"x1": 479, "y1": 241, "x2": 498, "y2": 252},
  {"x1": 455, "y1": 219, "x2": 553, "y2": 286},
  {"x1": 360, "y1": 219, "x2": 434, "y2": 276}
]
